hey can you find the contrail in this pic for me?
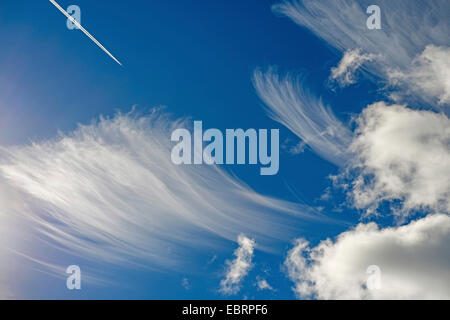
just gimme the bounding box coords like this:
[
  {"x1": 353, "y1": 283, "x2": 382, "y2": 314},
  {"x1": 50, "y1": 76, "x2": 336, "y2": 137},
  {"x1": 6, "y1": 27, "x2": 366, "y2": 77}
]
[{"x1": 49, "y1": 0, "x2": 122, "y2": 65}]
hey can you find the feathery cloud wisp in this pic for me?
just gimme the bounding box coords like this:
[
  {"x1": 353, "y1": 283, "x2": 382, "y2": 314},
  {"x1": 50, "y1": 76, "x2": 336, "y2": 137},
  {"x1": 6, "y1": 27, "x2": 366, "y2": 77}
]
[
  {"x1": 273, "y1": 0, "x2": 450, "y2": 108},
  {"x1": 0, "y1": 110, "x2": 322, "y2": 294},
  {"x1": 253, "y1": 69, "x2": 353, "y2": 166}
]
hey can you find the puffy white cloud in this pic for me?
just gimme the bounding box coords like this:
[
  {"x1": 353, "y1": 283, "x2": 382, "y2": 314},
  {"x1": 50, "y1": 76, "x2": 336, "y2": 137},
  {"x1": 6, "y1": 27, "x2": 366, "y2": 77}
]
[
  {"x1": 220, "y1": 235, "x2": 255, "y2": 295},
  {"x1": 273, "y1": 0, "x2": 450, "y2": 108},
  {"x1": 388, "y1": 45, "x2": 450, "y2": 106},
  {"x1": 347, "y1": 102, "x2": 450, "y2": 217},
  {"x1": 0, "y1": 110, "x2": 320, "y2": 288},
  {"x1": 256, "y1": 277, "x2": 274, "y2": 291},
  {"x1": 253, "y1": 69, "x2": 352, "y2": 166},
  {"x1": 330, "y1": 49, "x2": 378, "y2": 87},
  {"x1": 285, "y1": 214, "x2": 450, "y2": 299}
]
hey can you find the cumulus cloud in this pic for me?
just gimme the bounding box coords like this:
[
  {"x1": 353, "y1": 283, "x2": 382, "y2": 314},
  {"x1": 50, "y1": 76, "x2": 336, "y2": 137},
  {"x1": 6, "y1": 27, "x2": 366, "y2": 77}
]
[
  {"x1": 388, "y1": 45, "x2": 450, "y2": 106},
  {"x1": 347, "y1": 102, "x2": 450, "y2": 217},
  {"x1": 272, "y1": 0, "x2": 450, "y2": 108},
  {"x1": 220, "y1": 235, "x2": 255, "y2": 295},
  {"x1": 256, "y1": 277, "x2": 274, "y2": 291},
  {"x1": 253, "y1": 69, "x2": 353, "y2": 166},
  {"x1": 285, "y1": 214, "x2": 450, "y2": 299},
  {"x1": 330, "y1": 49, "x2": 378, "y2": 87},
  {"x1": 0, "y1": 110, "x2": 321, "y2": 289}
]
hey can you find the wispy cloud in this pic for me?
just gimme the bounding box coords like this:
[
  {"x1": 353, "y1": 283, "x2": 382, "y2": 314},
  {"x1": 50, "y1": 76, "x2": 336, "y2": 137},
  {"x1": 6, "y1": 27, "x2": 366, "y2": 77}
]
[
  {"x1": 345, "y1": 102, "x2": 450, "y2": 218},
  {"x1": 285, "y1": 214, "x2": 450, "y2": 299},
  {"x1": 288, "y1": 141, "x2": 307, "y2": 155},
  {"x1": 220, "y1": 235, "x2": 255, "y2": 295},
  {"x1": 260, "y1": 0, "x2": 450, "y2": 301},
  {"x1": 253, "y1": 69, "x2": 353, "y2": 166},
  {"x1": 272, "y1": 0, "x2": 450, "y2": 108},
  {"x1": 255, "y1": 277, "x2": 274, "y2": 292},
  {"x1": 182, "y1": 278, "x2": 191, "y2": 290},
  {"x1": 0, "y1": 110, "x2": 322, "y2": 292}
]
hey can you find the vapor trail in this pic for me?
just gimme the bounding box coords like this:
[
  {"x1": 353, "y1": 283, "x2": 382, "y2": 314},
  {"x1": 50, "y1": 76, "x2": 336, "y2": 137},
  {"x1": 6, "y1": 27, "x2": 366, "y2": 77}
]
[{"x1": 49, "y1": 0, "x2": 122, "y2": 66}]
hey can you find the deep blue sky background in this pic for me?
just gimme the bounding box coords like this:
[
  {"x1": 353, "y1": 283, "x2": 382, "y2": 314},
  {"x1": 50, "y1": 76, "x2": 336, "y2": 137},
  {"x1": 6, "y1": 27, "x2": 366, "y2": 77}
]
[{"x1": 0, "y1": 0, "x2": 383, "y2": 299}]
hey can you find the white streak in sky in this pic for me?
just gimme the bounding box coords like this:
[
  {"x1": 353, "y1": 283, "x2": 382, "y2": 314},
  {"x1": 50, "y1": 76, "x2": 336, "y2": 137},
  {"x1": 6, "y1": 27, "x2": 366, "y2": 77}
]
[{"x1": 49, "y1": 0, "x2": 122, "y2": 65}]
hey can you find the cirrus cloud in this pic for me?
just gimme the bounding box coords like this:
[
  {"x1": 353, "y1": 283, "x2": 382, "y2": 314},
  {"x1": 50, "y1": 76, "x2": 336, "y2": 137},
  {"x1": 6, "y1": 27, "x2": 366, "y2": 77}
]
[
  {"x1": 272, "y1": 0, "x2": 450, "y2": 109},
  {"x1": 253, "y1": 69, "x2": 353, "y2": 166},
  {"x1": 330, "y1": 48, "x2": 378, "y2": 87},
  {"x1": 0, "y1": 109, "x2": 323, "y2": 295},
  {"x1": 220, "y1": 234, "x2": 255, "y2": 295}
]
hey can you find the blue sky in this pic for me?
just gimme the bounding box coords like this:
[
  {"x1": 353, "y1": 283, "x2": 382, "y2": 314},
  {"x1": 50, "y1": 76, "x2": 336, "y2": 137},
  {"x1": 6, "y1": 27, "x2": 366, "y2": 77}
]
[
  {"x1": 0, "y1": 0, "x2": 449, "y2": 299},
  {"x1": 0, "y1": 0, "x2": 363, "y2": 209}
]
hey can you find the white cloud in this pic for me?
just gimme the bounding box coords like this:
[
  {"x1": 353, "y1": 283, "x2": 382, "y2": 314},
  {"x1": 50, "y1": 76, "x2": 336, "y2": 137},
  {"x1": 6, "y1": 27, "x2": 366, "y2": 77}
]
[
  {"x1": 281, "y1": 138, "x2": 307, "y2": 156},
  {"x1": 330, "y1": 49, "x2": 378, "y2": 87},
  {"x1": 253, "y1": 69, "x2": 352, "y2": 166},
  {"x1": 388, "y1": 45, "x2": 450, "y2": 106},
  {"x1": 347, "y1": 102, "x2": 450, "y2": 217},
  {"x1": 220, "y1": 235, "x2": 255, "y2": 295},
  {"x1": 288, "y1": 141, "x2": 307, "y2": 155},
  {"x1": 0, "y1": 110, "x2": 320, "y2": 290},
  {"x1": 273, "y1": 0, "x2": 450, "y2": 108},
  {"x1": 285, "y1": 214, "x2": 450, "y2": 299},
  {"x1": 256, "y1": 277, "x2": 274, "y2": 291},
  {"x1": 182, "y1": 278, "x2": 191, "y2": 290},
  {"x1": 257, "y1": 1, "x2": 450, "y2": 172}
]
